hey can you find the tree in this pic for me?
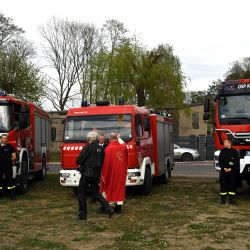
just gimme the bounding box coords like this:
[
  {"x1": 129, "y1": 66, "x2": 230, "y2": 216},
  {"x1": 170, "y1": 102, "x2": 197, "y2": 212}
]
[
  {"x1": 225, "y1": 57, "x2": 250, "y2": 80},
  {"x1": 40, "y1": 18, "x2": 185, "y2": 110},
  {"x1": 189, "y1": 80, "x2": 221, "y2": 104},
  {"x1": 0, "y1": 38, "x2": 45, "y2": 103},
  {"x1": 0, "y1": 12, "x2": 24, "y2": 47},
  {"x1": 206, "y1": 80, "x2": 221, "y2": 96},
  {"x1": 41, "y1": 18, "x2": 100, "y2": 110},
  {"x1": 92, "y1": 40, "x2": 185, "y2": 109},
  {"x1": 145, "y1": 44, "x2": 185, "y2": 109},
  {"x1": 0, "y1": 13, "x2": 45, "y2": 104}
]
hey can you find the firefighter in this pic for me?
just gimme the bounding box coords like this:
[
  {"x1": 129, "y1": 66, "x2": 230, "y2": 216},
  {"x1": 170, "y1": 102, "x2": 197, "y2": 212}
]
[
  {"x1": 76, "y1": 131, "x2": 113, "y2": 220},
  {"x1": 0, "y1": 134, "x2": 16, "y2": 200},
  {"x1": 98, "y1": 133, "x2": 108, "y2": 148},
  {"x1": 218, "y1": 138, "x2": 239, "y2": 205}
]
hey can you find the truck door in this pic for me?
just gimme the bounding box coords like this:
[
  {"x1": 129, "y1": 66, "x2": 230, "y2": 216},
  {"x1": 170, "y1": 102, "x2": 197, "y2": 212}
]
[
  {"x1": 135, "y1": 114, "x2": 143, "y2": 166},
  {"x1": 142, "y1": 116, "x2": 153, "y2": 163}
]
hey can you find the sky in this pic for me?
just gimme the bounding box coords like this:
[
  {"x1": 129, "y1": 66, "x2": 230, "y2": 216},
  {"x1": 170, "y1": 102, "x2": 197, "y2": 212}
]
[{"x1": 1, "y1": 0, "x2": 250, "y2": 92}]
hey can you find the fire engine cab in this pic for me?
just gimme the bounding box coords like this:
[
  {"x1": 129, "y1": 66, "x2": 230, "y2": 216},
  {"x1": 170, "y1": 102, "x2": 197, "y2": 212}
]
[
  {"x1": 204, "y1": 79, "x2": 250, "y2": 186},
  {"x1": 0, "y1": 91, "x2": 50, "y2": 193},
  {"x1": 59, "y1": 102, "x2": 174, "y2": 195}
]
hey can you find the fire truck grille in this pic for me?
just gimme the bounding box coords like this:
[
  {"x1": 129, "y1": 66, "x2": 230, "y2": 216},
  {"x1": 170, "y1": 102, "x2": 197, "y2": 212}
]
[{"x1": 226, "y1": 133, "x2": 250, "y2": 146}]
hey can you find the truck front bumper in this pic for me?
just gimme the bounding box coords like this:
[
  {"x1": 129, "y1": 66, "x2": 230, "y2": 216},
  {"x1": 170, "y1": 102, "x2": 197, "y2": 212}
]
[
  {"x1": 59, "y1": 168, "x2": 144, "y2": 187},
  {"x1": 126, "y1": 168, "x2": 144, "y2": 186}
]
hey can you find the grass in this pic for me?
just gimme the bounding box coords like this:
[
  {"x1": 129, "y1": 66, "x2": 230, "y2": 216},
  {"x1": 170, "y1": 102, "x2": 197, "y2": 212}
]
[
  {"x1": 0, "y1": 175, "x2": 250, "y2": 250},
  {"x1": 49, "y1": 152, "x2": 60, "y2": 162}
]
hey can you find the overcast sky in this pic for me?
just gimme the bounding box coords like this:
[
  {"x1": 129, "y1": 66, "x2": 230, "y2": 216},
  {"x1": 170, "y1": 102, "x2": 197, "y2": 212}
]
[{"x1": 1, "y1": 0, "x2": 250, "y2": 91}]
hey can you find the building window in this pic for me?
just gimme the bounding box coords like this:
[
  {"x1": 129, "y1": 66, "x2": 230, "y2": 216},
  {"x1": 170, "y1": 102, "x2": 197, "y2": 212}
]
[{"x1": 192, "y1": 112, "x2": 199, "y2": 129}]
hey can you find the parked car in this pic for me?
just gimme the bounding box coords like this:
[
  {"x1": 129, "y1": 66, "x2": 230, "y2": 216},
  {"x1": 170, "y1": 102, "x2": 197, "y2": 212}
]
[{"x1": 174, "y1": 144, "x2": 200, "y2": 161}]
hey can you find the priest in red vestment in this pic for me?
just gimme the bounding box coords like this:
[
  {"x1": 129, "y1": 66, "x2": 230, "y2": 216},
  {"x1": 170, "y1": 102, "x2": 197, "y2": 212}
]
[{"x1": 100, "y1": 132, "x2": 128, "y2": 213}]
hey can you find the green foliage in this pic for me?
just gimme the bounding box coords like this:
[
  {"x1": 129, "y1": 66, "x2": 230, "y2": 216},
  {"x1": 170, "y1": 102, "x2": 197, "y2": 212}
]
[
  {"x1": 0, "y1": 39, "x2": 45, "y2": 104},
  {"x1": 189, "y1": 80, "x2": 221, "y2": 104},
  {"x1": 0, "y1": 12, "x2": 24, "y2": 46},
  {"x1": 225, "y1": 57, "x2": 250, "y2": 80},
  {"x1": 0, "y1": 12, "x2": 45, "y2": 104},
  {"x1": 91, "y1": 39, "x2": 185, "y2": 109}
]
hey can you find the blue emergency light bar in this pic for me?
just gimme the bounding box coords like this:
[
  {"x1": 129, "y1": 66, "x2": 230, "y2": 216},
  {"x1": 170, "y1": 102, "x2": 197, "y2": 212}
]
[
  {"x1": 81, "y1": 101, "x2": 89, "y2": 107},
  {"x1": 0, "y1": 91, "x2": 7, "y2": 96}
]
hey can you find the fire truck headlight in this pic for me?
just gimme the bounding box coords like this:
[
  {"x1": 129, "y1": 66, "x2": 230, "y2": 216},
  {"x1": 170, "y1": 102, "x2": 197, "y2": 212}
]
[
  {"x1": 60, "y1": 173, "x2": 71, "y2": 178},
  {"x1": 128, "y1": 172, "x2": 141, "y2": 178}
]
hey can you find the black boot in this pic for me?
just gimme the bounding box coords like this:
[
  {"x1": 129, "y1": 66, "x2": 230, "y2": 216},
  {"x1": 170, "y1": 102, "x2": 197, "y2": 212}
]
[
  {"x1": 106, "y1": 207, "x2": 114, "y2": 218},
  {"x1": 220, "y1": 195, "x2": 226, "y2": 205},
  {"x1": 10, "y1": 190, "x2": 16, "y2": 200},
  {"x1": 96, "y1": 206, "x2": 107, "y2": 214},
  {"x1": 77, "y1": 211, "x2": 87, "y2": 220},
  {"x1": 229, "y1": 195, "x2": 236, "y2": 205},
  {"x1": 114, "y1": 205, "x2": 122, "y2": 214}
]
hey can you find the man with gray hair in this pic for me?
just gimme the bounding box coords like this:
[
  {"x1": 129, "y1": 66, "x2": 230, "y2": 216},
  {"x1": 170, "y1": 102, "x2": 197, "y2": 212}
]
[
  {"x1": 76, "y1": 131, "x2": 113, "y2": 220},
  {"x1": 100, "y1": 132, "x2": 128, "y2": 213}
]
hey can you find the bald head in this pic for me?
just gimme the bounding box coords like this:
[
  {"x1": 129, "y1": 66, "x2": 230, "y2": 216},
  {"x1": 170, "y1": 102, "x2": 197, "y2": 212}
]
[{"x1": 109, "y1": 132, "x2": 118, "y2": 142}]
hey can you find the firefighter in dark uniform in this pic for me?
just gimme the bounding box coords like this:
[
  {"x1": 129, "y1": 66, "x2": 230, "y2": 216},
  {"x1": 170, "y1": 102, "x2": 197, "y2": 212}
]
[
  {"x1": 218, "y1": 138, "x2": 239, "y2": 204},
  {"x1": 97, "y1": 133, "x2": 108, "y2": 149},
  {"x1": 76, "y1": 131, "x2": 113, "y2": 220},
  {"x1": 0, "y1": 134, "x2": 16, "y2": 200}
]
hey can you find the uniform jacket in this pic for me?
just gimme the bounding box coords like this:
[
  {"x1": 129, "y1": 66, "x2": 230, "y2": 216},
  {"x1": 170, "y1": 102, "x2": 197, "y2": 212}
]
[
  {"x1": 76, "y1": 141, "x2": 105, "y2": 179},
  {"x1": 218, "y1": 148, "x2": 240, "y2": 173}
]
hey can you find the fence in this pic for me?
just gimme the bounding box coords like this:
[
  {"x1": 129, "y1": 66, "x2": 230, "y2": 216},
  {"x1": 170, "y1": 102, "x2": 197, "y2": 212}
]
[{"x1": 174, "y1": 135, "x2": 214, "y2": 160}]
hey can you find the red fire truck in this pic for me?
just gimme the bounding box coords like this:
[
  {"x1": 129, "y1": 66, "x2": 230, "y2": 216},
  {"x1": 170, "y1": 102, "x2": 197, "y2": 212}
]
[
  {"x1": 204, "y1": 79, "x2": 250, "y2": 185},
  {"x1": 0, "y1": 91, "x2": 51, "y2": 193},
  {"x1": 59, "y1": 102, "x2": 174, "y2": 195}
]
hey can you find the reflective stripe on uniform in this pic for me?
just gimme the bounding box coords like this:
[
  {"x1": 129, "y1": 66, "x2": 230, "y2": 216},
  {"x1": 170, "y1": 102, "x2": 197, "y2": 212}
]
[
  {"x1": 220, "y1": 192, "x2": 227, "y2": 195},
  {"x1": 7, "y1": 186, "x2": 15, "y2": 190},
  {"x1": 228, "y1": 192, "x2": 235, "y2": 195}
]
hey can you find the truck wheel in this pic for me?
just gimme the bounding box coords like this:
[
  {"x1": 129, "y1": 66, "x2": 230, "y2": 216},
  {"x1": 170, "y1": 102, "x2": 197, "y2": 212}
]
[
  {"x1": 181, "y1": 153, "x2": 193, "y2": 162},
  {"x1": 168, "y1": 163, "x2": 172, "y2": 178},
  {"x1": 159, "y1": 163, "x2": 171, "y2": 184},
  {"x1": 138, "y1": 167, "x2": 152, "y2": 195},
  {"x1": 19, "y1": 160, "x2": 28, "y2": 194},
  {"x1": 36, "y1": 156, "x2": 46, "y2": 181}
]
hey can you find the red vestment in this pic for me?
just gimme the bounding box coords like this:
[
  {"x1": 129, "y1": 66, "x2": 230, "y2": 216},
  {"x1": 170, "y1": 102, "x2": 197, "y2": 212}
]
[{"x1": 100, "y1": 141, "x2": 128, "y2": 203}]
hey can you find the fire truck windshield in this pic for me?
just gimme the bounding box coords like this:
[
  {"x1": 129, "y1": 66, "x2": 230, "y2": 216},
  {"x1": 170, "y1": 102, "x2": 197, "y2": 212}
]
[
  {"x1": 0, "y1": 104, "x2": 13, "y2": 132},
  {"x1": 64, "y1": 114, "x2": 132, "y2": 142},
  {"x1": 219, "y1": 95, "x2": 250, "y2": 124}
]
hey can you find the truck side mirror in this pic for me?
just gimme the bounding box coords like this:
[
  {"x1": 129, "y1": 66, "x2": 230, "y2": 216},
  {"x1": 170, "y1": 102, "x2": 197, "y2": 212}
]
[
  {"x1": 204, "y1": 97, "x2": 210, "y2": 113},
  {"x1": 203, "y1": 112, "x2": 210, "y2": 121},
  {"x1": 51, "y1": 127, "x2": 57, "y2": 141}
]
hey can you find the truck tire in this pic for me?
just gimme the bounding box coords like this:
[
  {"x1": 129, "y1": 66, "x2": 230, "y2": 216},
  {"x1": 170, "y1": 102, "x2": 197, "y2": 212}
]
[
  {"x1": 159, "y1": 163, "x2": 171, "y2": 184},
  {"x1": 36, "y1": 156, "x2": 46, "y2": 181},
  {"x1": 181, "y1": 153, "x2": 193, "y2": 162},
  {"x1": 18, "y1": 159, "x2": 28, "y2": 194},
  {"x1": 138, "y1": 167, "x2": 152, "y2": 195},
  {"x1": 168, "y1": 163, "x2": 172, "y2": 178},
  {"x1": 247, "y1": 178, "x2": 250, "y2": 186}
]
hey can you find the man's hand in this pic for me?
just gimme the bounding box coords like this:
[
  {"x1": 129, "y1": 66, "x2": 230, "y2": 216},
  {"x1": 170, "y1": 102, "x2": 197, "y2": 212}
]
[{"x1": 224, "y1": 168, "x2": 232, "y2": 172}]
